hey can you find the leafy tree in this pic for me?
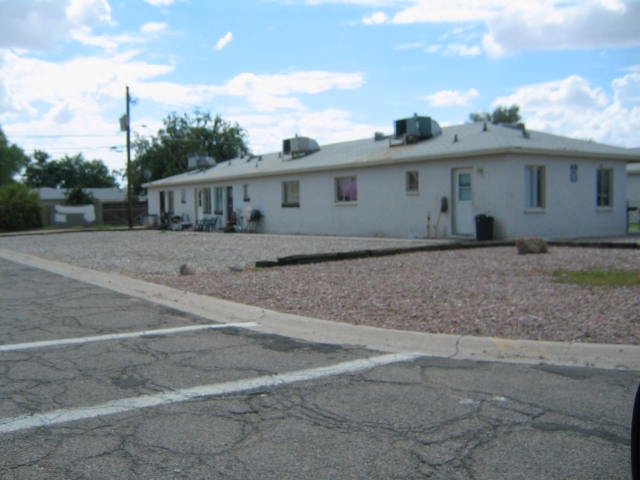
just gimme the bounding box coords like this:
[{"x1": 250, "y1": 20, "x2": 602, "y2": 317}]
[
  {"x1": 64, "y1": 187, "x2": 95, "y2": 205},
  {"x1": 469, "y1": 105, "x2": 522, "y2": 125},
  {"x1": 491, "y1": 105, "x2": 521, "y2": 125},
  {"x1": 22, "y1": 150, "x2": 58, "y2": 187},
  {"x1": 23, "y1": 153, "x2": 118, "y2": 189},
  {"x1": 469, "y1": 111, "x2": 491, "y2": 123},
  {"x1": 0, "y1": 127, "x2": 29, "y2": 185},
  {"x1": 0, "y1": 183, "x2": 42, "y2": 230},
  {"x1": 131, "y1": 111, "x2": 249, "y2": 193}
]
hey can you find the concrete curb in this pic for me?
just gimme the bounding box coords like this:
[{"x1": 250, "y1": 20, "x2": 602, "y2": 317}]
[{"x1": 1, "y1": 248, "x2": 638, "y2": 371}]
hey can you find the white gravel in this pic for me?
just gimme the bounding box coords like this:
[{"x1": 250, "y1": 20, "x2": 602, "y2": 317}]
[{"x1": 2, "y1": 230, "x2": 639, "y2": 345}]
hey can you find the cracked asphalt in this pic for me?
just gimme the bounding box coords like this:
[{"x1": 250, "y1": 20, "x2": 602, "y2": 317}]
[{"x1": 1, "y1": 257, "x2": 638, "y2": 479}]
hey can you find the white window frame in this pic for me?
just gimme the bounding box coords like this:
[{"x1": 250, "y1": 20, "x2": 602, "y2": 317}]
[
  {"x1": 335, "y1": 176, "x2": 357, "y2": 204},
  {"x1": 202, "y1": 188, "x2": 212, "y2": 214},
  {"x1": 406, "y1": 171, "x2": 419, "y2": 194},
  {"x1": 214, "y1": 187, "x2": 224, "y2": 214},
  {"x1": 282, "y1": 180, "x2": 300, "y2": 208},
  {"x1": 596, "y1": 168, "x2": 613, "y2": 208},
  {"x1": 243, "y1": 184, "x2": 250, "y2": 202},
  {"x1": 525, "y1": 166, "x2": 545, "y2": 210}
]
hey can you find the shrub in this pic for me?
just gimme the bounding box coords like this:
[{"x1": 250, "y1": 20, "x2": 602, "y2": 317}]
[{"x1": 0, "y1": 183, "x2": 43, "y2": 231}]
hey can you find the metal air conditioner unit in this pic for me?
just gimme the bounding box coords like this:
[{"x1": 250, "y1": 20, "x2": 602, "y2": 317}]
[
  {"x1": 282, "y1": 136, "x2": 320, "y2": 159},
  {"x1": 392, "y1": 114, "x2": 442, "y2": 145},
  {"x1": 187, "y1": 153, "x2": 215, "y2": 170}
]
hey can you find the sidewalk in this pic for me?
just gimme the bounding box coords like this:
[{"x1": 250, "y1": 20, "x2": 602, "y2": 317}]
[{"x1": 1, "y1": 247, "x2": 638, "y2": 371}]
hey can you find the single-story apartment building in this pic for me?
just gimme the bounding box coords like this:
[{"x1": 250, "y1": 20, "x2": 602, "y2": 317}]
[{"x1": 143, "y1": 115, "x2": 640, "y2": 240}]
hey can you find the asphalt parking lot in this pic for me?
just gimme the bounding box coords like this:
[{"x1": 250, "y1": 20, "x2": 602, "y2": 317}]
[{"x1": 1, "y1": 256, "x2": 638, "y2": 479}]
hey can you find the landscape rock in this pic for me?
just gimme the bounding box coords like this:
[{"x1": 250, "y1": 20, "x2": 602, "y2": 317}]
[
  {"x1": 179, "y1": 263, "x2": 195, "y2": 275},
  {"x1": 515, "y1": 237, "x2": 548, "y2": 254}
]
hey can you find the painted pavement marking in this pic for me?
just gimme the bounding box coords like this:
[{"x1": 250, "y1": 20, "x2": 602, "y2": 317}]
[
  {"x1": 0, "y1": 322, "x2": 258, "y2": 352},
  {"x1": 0, "y1": 352, "x2": 424, "y2": 434}
]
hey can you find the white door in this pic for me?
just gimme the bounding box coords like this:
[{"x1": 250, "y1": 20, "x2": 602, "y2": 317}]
[{"x1": 453, "y1": 168, "x2": 474, "y2": 235}]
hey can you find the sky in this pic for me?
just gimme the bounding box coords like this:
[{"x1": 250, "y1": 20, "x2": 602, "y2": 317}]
[{"x1": 1, "y1": 0, "x2": 639, "y2": 182}]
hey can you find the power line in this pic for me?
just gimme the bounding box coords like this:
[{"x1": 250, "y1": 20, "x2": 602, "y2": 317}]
[{"x1": 9, "y1": 133, "x2": 120, "y2": 139}]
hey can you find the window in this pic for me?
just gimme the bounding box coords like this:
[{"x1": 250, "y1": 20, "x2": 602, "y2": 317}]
[
  {"x1": 202, "y1": 188, "x2": 212, "y2": 214},
  {"x1": 406, "y1": 171, "x2": 419, "y2": 194},
  {"x1": 335, "y1": 176, "x2": 357, "y2": 203},
  {"x1": 282, "y1": 180, "x2": 300, "y2": 207},
  {"x1": 167, "y1": 190, "x2": 174, "y2": 212},
  {"x1": 457, "y1": 173, "x2": 471, "y2": 201},
  {"x1": 596, "y1": 168, "x2": 613, "y2": 207},
  {"x1": 180, "y1": 188, "x2": 186, "y2": 204},
  {"x1": 243, "y1": 184, "x2": 250, "y2": 202},
  {"x1": 214, "y1": 187, "x2": 224, "y2": 214},
  {"x1": 525, "y1": 166, "x2": 545, "y2": 209}
]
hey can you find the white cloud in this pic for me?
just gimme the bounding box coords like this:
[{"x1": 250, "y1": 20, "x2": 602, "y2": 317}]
[
  {"x1": 483, "y1": 0, "x2": 640, "y2": 57},
  {"x1": 141, "y1": 22, "x2": 168, "y2": 34},
  {"x1": 143, "y1": 0, "x2": 176, "y2": 6},
  {"x1": 394, "y1": 41, "x2": 424, "y2": 50},
  {"x1": 234, "y1": 108, "x2": 388, "y2": 154},
  {"x1": 213, "y1": 70, "x2": 365, "y2": 111},
  {"x1": 0, "y1": 45, "x2": 368, "y2": 172},
  {"x1": 363, "y1": 0, "x2": 640, "y2": 56},
  {"x1": 444, "y1": 43, "x2": 481, "y2": 56},
  {"x1": 215, "y1": 32, "x2": 234, "y2": 51},
  {"x1": 363, "y1": 11, "x2": 389, "y2": 24},
  {"x1": 66, "y1": 0, "x2": 112, "y2": 26},
  {"x1": 424, "y1": 43, "x2": 481, "y2": 57},
  {"x1": 392, "y1": 0, "x2": 508, "y2": 24},
  {"x1": 0, "y1": 0, "x2": 113, "y2": 50},
  {"x1": 493, "y1": 73, "x2": 640, "y2": 147},
  {"x1": 423, "y1": 88, "x2": 479, "y2": 107},
  {"x1": 0, "y1": 48, "x2": 177, "y2": 173}
]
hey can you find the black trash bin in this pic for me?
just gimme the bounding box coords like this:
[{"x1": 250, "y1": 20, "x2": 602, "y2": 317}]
[{"x1": 475, "y1": 214, "x2": 494, "y2": 241}]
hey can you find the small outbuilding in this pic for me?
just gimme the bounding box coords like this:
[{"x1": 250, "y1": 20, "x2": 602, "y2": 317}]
[{"x1": 143, "y1": 116, "x2": 640, "y2": 240}]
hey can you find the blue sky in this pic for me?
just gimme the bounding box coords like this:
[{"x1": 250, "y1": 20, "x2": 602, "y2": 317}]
[{"x1": 1, "y1": 0, "x2": 639, "y2": 179}]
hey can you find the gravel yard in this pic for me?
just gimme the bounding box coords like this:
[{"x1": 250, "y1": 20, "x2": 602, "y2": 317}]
[{"x1": 1, "y1": 230, "x2": 639, "y2": 345}]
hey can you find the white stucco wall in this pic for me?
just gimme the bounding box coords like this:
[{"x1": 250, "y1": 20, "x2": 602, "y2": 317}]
[
  {"x1": 145, "y1": 154, "x2": 628, "y2": 239},
  {"x1": 629, "y1": 170, "x2": 640, "y2": 205}
]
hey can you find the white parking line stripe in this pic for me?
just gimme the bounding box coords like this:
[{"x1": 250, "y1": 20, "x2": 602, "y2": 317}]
[
  {"x1": 0, "y1": 352, "x2": 423, "y2": 434},
  {"x1": 0, "y1": 322, "x2": 258, "y2": 352}
]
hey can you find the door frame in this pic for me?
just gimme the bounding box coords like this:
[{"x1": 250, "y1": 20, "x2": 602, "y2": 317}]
[{"x1": 452, "y1": 167, "x2": 474, "y2": 236}]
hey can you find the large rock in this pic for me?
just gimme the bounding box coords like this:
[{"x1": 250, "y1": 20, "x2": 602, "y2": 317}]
[{"x1": 515, "y1": 237, "x2": 548, "y2": 254}]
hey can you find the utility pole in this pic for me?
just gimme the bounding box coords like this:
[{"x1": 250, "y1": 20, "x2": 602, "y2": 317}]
[{"x1": 125, "y1": 86, "x2": 133, "y2": 229}]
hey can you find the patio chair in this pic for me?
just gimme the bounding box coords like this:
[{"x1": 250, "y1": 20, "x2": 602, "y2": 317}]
[{"x1": 205, "y1": 216, "x2": 219, "y2": 232}]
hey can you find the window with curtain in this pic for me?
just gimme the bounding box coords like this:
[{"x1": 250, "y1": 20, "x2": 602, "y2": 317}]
[{"x1": 335, "y1": 176, "x2": 357, "y2": 203}]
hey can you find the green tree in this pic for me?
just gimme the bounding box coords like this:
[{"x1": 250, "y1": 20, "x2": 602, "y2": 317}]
[
  {"x1": 491, "y1": 105, "x2": 521, "y2": 125},
  {"x1": 469, "y1": 105, "x2": 522, "y2": 125},
  {"x1": 0, "y1": 183, "x2": 42, "y2": 230},
  {"x1": 0, "y1": 127, "x2": 29, "y2": 185},
  {"x1": 23, "y1": 153, "x2": 118, "y2": 189},
  {"x1": 469, "y1": 111, "x2": 491, "y2": 123},
  {"x1": 132, "y1": 111, "x2": 249, "y2": 193},
  {"x1": 64, "y1": 187, "x2": 95, "y2": 205}
]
